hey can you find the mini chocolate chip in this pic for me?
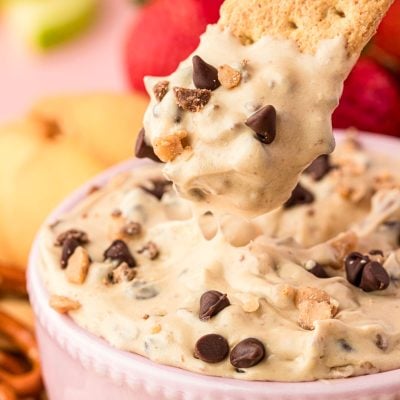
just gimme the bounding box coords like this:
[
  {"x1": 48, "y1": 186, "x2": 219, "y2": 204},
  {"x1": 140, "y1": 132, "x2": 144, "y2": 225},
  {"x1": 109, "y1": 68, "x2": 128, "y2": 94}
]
[
  {"x1": 194, "y1": 334, "x2": 229, "y2": 363},
  {"x1": 60, "y1": 238, "x2": 80, "y2": 269},
  {"x1": 245, "y1": 105, "x2": 276, "y2": 144},
  {"x1": 338, "y1": 339, "x2": 353, "y2": 352},
  {"x1": 153, "y1": 80, "x2": 169, "y2": 102},
  {"x1": 192, "y1": 56, "x2": 220, "y2": 91},
  {"x1": 308, "y1": 263, "x2": 329, "y2": 279},
  {"x1": 375, "y1": 334, "x2": 388, "y2": 351},
  {"x1": 304, "y1": 154, "x2": 332, "y2": 181},
  {"x1": 230, "y1": 338, "x2": 266, "y2": 368},
  {"x1": 359, "y1": 261, "x2": 390, "y2": 292},
  {"x1": 199, "y1": 290, "x2": 230, "y2": 321},
  {"x1": 55, "y1": 229, "x2": 89, "y2": 246},
  {"x1": 345, "y1": 252, "x2": 369, "y2": 286},
  {"x1": 104, "y1": 240, "x2": 136, "y2": 268},
  {"x1": 135, "y1": 128, "x2": 160, "y2": 162},
  {"x1": 135, "y1": 286, "x2": 159, "y2": 300},
  {"x1": 369, "y1": 249, "x2": 384, "y2": 257},
  {"x1": 140, "y1": 179, "x2": 172, "y2": 200},
  {"x1": 174, "y1": 87, "x2": 211, "y2": 112},
  {"x1": 283, "y1": 183, "x2": 314, "y2": 208}
]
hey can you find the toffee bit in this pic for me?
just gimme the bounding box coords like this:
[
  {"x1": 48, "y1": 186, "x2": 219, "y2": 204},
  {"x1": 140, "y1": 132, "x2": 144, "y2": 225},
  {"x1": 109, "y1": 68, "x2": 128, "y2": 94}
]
[
  {"x1": 217, "y1": 64, "x2": 241, "y2": 89},
  {"x1": 111, "y1": 209, "x2": 122, "y2": 218},
  {"x1": 106, "y1": 263, "x2": 136, "y2": 284},
  {"x1": 55, "y1": 229, "x2": 89, "y2": 246},
  {"x1": 104, "y1": 239, "x2": 136, "y2": 268},
  {"x1": 154, "y1": 131, "x2": 189, "y2": 162},
  {"x1": 138, "y1": 241, "x2": 159, "y2": 260},
  {"x1": 49, "y1": 295, "x2": 81, "y2": 314},
  {"x1": 65, "y1": 246, "x2": 91, "y2": 285},
  {"x1": 174, "y1": 87, "x2": 211, "y2": 112},
  {"x1": 192, "y1": 55, "x2": 220, "y2": 91},
  {"x1": 122, "y1": 221, "x2": 142, "y2": 237},
  {"x1": 153, "y1": 80, "x2": 169, "y2": 102},
  {"x1": 283, "y1": 183, "x2": 314, "y2": 208}
]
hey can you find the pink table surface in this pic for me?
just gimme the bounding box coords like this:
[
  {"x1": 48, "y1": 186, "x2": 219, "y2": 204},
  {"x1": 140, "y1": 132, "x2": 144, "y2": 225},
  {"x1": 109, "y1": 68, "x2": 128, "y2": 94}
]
[{"x1": 0, "y1": 0, "x2": 135, "y2": 123}]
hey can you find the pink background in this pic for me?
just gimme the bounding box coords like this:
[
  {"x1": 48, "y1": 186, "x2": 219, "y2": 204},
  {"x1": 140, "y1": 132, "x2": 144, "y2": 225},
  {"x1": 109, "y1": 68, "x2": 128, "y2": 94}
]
[{"x1": 0, "y1": 0, "x2": 134, "y2": 123}]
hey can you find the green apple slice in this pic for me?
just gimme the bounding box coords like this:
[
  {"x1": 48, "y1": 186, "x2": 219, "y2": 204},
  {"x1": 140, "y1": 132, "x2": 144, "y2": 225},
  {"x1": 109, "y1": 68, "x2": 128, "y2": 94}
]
[{"x1": 4, "y1": 0, "x2": 98, "y2": 51}]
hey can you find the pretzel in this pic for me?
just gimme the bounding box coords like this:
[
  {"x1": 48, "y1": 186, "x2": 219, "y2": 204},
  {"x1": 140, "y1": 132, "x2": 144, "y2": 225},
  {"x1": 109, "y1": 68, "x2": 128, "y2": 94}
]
[
  {"x1": 0, "y1": 266, "x2": 27, "y2": 297},
  {"x1": 0, "y1": 311, "x2": 42, "y2": 397},
  {"x1": 0, "y1": 382, "x2": 16, "y2": 400}
]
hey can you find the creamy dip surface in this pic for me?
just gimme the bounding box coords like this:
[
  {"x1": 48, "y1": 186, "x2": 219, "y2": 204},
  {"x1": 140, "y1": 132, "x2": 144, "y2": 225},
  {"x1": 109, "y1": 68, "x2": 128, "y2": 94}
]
[
  {"x1": 141, "y1": 25, "x2": 356, "y2": 217},
  {"x1": 38, "y1": 137, "x2": 400, "y2": 381}
]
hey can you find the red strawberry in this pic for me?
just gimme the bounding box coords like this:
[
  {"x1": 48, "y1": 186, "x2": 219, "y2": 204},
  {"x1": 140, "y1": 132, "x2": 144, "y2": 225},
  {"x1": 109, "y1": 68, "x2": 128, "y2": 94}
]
[
  {"x1": 333, "y1": 58, "x2": 400, "y2": 136},
  {"x1": 374, "y1": 0, "x2": 400, "y2": 60},
  {"x1": 125, "y1": 0, "x2": 224, "y2": 93}
]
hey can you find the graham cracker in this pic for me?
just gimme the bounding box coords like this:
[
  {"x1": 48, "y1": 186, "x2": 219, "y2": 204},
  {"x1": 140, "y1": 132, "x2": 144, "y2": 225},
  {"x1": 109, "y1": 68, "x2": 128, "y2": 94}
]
[{"x1": 219, "y1": 0, "x2": 394, "y2": 54}]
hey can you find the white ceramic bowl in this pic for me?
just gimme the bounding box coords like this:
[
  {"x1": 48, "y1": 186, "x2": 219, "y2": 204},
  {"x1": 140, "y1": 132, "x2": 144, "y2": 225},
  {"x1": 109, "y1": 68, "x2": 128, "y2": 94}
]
[{"x1": 28, "y1": 131, "x2": 400, "y2": 400}]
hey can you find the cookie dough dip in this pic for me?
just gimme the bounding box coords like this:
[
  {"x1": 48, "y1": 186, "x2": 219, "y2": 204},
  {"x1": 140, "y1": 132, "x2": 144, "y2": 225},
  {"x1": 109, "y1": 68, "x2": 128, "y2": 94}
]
[
  {"x1": 38, "y1": 135, "x2": 400, "y2": 381},
  {"x1": 37, "y1": 0, "x2": 398, "y2": 385},
  {"x1": 137, "y1": 0, "x2": 394, "y2": 217}
]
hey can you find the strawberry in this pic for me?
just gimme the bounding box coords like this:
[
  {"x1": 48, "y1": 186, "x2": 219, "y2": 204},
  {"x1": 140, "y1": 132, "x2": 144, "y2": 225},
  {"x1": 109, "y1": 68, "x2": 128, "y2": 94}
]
[
  {"x1": 333, "y1": 58, "x2": 400, "y2": 137},
  {"x1": 374, "y1": 0, "x2": 400, "y2": 60},
  {"x1": 125, "y1": 0, "x2": 224, "y2": 92}
]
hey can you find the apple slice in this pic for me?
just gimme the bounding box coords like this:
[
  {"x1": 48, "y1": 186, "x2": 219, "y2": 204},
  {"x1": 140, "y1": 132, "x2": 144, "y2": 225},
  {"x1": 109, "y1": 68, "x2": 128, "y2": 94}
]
[{"x1": 4, "y1": 0, "x2": 98, "y2": 51}]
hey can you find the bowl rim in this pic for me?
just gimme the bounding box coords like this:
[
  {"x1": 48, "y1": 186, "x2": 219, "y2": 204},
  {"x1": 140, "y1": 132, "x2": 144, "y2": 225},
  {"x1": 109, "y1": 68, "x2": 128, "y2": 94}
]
[{"x1": 28, "y1": 130, "x2": 400, "y2": 399}]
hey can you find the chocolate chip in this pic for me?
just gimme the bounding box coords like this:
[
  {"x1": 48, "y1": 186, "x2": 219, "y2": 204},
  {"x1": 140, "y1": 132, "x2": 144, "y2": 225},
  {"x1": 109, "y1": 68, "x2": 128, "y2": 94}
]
[
  {"x1": 199, "y1": 290, "x2": 230, "y2": 320},
  {"x1": 230, "y1": 338, "x2": 266, "y2": 368},
  {"x1": 135, "y1": 128, "x2": 160, "y2": 162},
  {"x1": 359, "y1": 261, "x2": 390, "y2": 292},
  {"x1": 174, "y1": 87, "x2": 211, "y2": 112},
  {"x1": 245, "y1": 105, "x2": 276, "y2": 144},
  {"x1": 60, "y1": 238, "x2": 80, "y2": 269},
  {"x1": 153, "y1": 80, "x2": 169, "y2": 102},
  {"x1": 192, "y1": 56, "x2": 220, "y2": 91},
  {"x1": 140, "y1": 179, "x2": 171, "y2": 200},
  {"x1": 375, "y1": 334, "x2": 388, "y2": 351},
  {"x1": 283, "y1": 183, "x2": 314, "y2": 208},
  {"x1": 338, "y1": 339, "x2": 353, "y2": 352},
  {"x1": 104, "y1": 240, "x2": 136, "y2": 268},
  {"x1": 138, "y1": 241, "x2": 159, "y2": 260},
  {"x1": 345, "y1": 252, "x2": 369, "y2": 286},
  {"x1": 369, "y1": 249, "x2": 384, "y2": 257},
  {"x1": 304, "y1": 154, "x2": 332, "y2": 181},
  {"x1": 308, "y1": 262, "x2": 329, "y2": 279},
  {"x1": 194, "y1": 334, "x2": 229, "y2": 363},
  {"x1": 55, "y1": 229, "x2": 89, "y2": 246}
]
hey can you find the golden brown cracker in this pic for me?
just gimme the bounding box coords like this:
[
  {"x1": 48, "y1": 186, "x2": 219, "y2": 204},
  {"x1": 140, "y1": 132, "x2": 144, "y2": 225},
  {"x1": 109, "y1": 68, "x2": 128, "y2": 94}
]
[{"x1": 219, "y1": 0, "x2": 394, "y2": 54}]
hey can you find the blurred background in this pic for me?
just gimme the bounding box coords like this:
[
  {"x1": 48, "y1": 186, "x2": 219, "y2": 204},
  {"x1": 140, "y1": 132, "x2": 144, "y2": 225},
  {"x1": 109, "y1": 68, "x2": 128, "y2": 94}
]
[{"x1": 0, "y1": 0, "x2": 399, "y2": 398}]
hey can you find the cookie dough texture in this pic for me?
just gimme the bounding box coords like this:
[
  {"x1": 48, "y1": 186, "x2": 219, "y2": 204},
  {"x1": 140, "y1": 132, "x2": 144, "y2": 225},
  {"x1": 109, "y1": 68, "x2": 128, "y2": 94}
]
[
  {"x1": 219, "y1": 0, "x2": 395, "y2": 54},
  {"x1": 0, "y1": 93, "x2": 148, "y2": 269},
  {"x1": 38, "y1": 138, "x2": 400, "y2": 381}
]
